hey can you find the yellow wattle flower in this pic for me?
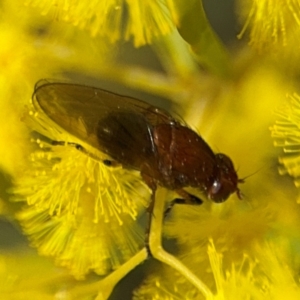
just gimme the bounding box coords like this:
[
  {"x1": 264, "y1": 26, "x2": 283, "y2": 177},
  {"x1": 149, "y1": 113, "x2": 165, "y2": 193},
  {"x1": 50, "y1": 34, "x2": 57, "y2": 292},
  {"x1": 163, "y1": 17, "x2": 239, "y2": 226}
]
[
  {"x1": 26, "y1": 0, "x2": 178, "y2": 46},
  {"x1": 238, "y1": 0, "x2": 300, "y2": 54},
  {"x1": 12, "y1": 100, "x2": 150, "y2": 278},
  {"x1": 271, "y1": 93, "x2": 300, "y2": 191}
]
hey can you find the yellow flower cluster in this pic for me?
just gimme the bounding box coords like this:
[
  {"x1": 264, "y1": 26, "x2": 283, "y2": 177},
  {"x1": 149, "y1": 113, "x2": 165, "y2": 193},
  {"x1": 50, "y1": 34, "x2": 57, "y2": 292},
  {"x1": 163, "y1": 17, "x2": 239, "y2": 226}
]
[{"x1": 25, "y1": 0, "x2": 178, "y2": 46}]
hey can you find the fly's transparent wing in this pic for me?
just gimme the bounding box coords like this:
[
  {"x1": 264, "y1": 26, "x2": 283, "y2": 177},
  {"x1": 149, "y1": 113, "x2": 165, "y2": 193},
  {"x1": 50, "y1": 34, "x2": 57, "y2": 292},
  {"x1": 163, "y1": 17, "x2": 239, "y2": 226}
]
[{"x1": 32, "y1": 80, "x2": 175, "y2": 167}]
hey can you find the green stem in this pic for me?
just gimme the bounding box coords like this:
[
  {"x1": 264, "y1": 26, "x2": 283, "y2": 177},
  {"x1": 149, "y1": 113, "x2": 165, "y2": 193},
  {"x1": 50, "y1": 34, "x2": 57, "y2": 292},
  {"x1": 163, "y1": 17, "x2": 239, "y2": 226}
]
[
  {"x1": 173, "y1": 0, "x2": 230, "y2": 77},
  {"x1": 70, "y1": 249, "x2": 148, "y2": 299}
]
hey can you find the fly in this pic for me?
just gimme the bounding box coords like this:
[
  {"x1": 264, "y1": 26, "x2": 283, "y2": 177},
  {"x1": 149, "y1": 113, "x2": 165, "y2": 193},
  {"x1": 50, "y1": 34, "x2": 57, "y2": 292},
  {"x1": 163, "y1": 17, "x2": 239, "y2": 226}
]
[{"x1": 32, "y1": 79, "x2": 243, "y2": 215}]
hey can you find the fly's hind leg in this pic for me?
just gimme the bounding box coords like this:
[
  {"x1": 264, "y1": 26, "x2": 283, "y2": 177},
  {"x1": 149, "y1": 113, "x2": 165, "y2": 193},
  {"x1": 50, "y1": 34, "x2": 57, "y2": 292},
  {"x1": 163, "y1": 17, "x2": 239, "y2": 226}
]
[
  {"x1": 164, "y1": 189, "x2": 203, "y2": 217},
  {"x1": 51, "y1": 140, "x2": 119, "y2": 166}
]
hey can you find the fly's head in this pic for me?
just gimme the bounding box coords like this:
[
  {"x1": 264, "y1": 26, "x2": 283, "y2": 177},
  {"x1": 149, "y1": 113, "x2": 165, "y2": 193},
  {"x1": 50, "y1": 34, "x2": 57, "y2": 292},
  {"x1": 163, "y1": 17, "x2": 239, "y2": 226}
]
[{"x1": 207, "y1": 153, "x2": 243, "y2": 203}]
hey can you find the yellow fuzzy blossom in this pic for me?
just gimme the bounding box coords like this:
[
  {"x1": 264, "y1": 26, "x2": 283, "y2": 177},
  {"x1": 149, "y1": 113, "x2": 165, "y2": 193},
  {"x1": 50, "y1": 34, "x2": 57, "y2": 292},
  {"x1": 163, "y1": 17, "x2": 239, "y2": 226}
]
[
  {"x1": 26, "y1": 0, "x2": 179, "y2": 47},
  {"x1": 238, "y1": 0, "x2": 300, "y2": 54},
  {"x1": 16, "y1": 205, "x2": 145, "y2": 278},
  {"x1": 134, "y1": 240, "x2": 300, "y2": 299},
  {"x1": 12, "y1": 99, "x2": 149, "y2": 277},
  {"x1": 271, "y1": 93, "x2": 300, "y2": 190}
]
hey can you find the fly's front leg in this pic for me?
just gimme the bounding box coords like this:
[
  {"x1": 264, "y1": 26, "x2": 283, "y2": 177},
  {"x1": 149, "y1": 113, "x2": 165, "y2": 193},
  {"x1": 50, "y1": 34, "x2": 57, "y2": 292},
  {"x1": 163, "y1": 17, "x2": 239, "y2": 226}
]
[
  {"x1": 144, "y1": 186, "x2": 157, "y2": 257},
  {"x1": 140, "y1": 167, "x2": 159, "y2": 257},
  {"x1": 164, "y1": 189, "x2": 203, "y2": 217}
]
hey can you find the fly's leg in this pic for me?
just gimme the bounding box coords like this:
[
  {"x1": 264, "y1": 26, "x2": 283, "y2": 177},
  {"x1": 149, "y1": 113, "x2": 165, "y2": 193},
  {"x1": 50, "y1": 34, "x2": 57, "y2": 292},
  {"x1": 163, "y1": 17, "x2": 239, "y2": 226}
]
[
  {"x1": 51, "y1": 140, "x2": 119, "y2": 166},
  {"x1": 102, "y1": 159, "x2": 119, "y2": 167},
  {"x1": 140, "y1": 168, "x2": 158, "y2": 257},
  {"x1": 164, "y1": 189, "x2": 203, "y2": 217}
]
